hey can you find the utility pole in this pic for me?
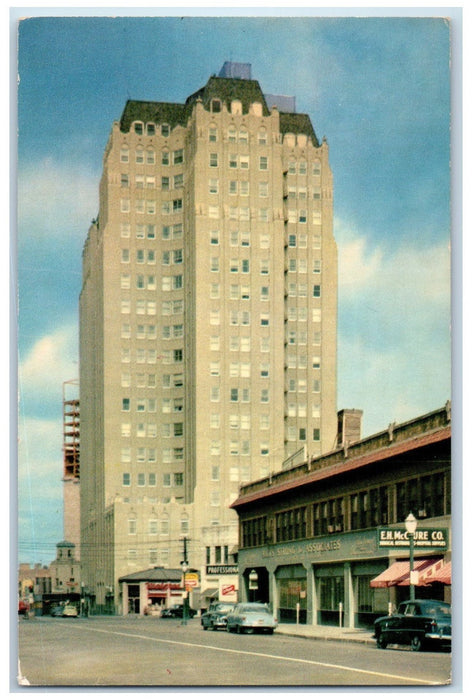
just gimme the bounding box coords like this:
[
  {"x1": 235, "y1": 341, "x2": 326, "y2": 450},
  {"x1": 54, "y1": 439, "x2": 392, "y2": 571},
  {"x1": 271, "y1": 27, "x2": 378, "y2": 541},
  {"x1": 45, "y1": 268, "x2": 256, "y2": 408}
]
[{"x1": 181, "y1": 537, "x2": 189, "y2": 626}]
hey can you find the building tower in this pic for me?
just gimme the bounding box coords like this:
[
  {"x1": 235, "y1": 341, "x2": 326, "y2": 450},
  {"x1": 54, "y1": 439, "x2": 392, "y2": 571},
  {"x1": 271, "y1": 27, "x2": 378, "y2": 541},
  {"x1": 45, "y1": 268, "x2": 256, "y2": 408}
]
[{"x1": 79, "y1": 63, "x2": 337, "y2": 612}]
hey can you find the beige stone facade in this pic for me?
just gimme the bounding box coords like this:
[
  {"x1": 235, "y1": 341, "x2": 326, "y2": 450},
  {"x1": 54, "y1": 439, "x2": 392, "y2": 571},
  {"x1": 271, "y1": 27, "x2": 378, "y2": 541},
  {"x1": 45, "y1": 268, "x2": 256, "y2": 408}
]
[{"x1": 79, "y1": 70, "x2": 337, "y2": 611}]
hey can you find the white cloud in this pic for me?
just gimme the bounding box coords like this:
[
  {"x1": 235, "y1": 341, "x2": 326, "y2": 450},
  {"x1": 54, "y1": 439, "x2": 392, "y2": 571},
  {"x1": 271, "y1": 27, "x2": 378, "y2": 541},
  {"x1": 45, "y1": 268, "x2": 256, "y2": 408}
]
[
  {"x1": 18, "y1": 158, "x2": 99, "y2": 239},
  {"x1": 18, "y1": 416, "x2": 63, "y2": 494},
  {"x1": 19, "y1": 324, "x2": 78, "y2": 403},
  {"x1": 337, "y1": 217, "x2": 450, "y2": 304},
  {"x1": 336, "y1": 219, "x2": 451, "y2": 436}
]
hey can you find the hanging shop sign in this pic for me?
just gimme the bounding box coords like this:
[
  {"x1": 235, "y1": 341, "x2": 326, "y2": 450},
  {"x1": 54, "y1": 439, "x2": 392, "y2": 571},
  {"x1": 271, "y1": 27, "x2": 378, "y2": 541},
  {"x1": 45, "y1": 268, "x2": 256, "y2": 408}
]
[{"x1": 378, "y1": 528, "x2": 448, "y2": 549}]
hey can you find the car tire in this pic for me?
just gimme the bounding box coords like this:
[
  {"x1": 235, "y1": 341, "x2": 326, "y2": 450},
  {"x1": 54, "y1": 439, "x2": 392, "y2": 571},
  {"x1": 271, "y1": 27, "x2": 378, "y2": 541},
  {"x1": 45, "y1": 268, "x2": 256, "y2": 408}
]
[
  {"x1": 245, "y1": 627, "x2": 254, "y2": 634},
  {"x1": 411, "y1": 635, "x2": 423, "y2": 652},
  {"x1": 377, "y1": 634, "x2": 387, "y2": 649}
]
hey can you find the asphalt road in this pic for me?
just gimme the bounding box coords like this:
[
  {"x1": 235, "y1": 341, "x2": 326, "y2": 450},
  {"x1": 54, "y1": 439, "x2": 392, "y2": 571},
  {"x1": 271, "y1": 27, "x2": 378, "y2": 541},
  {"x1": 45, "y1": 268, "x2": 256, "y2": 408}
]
[{"x1": 17, "y1": 616, "x2": 452, "y2": 688}]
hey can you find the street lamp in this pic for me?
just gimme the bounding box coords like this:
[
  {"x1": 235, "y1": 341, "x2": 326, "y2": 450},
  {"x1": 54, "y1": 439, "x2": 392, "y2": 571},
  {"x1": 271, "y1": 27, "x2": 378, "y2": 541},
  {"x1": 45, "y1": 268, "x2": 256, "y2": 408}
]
[
  {"x1": 181, "y1": 561, "x2": 188, "y2": 626},
  {"x1": 405, "y1": 512, "x2": 418, "y2": 600}
]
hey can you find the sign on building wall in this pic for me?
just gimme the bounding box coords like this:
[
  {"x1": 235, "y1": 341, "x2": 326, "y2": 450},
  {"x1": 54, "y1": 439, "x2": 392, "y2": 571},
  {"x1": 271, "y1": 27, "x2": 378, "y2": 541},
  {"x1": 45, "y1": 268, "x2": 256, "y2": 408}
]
[
  {"x1": 378, "y1": 528, "x2": 448, "y2": 548},
  {"x1": 206, "y1": 565, "x2": 238, "y2": 575}
]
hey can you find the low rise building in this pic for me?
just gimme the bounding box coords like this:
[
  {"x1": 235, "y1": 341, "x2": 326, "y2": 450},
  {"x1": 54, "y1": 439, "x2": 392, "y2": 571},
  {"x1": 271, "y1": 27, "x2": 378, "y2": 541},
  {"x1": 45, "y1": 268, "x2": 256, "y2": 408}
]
[{"x1": 231, "y1": 403, "x2": 451, "y2": 628}]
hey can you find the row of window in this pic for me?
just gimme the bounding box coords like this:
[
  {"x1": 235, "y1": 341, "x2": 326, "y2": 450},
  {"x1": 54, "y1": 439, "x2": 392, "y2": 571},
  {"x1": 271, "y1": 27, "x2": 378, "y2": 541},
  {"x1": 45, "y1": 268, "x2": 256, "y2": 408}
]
[
  {"x1": 120, "y1": 198, "x2": 183, "y2": 215},
  {"x1": 126, "y1": 549, "x2": 169, "y2": 564},
  {"x1": 121, "y1": 422, "x2": 181, "y2": 438},
  {"x1": 119, "y1": 223, "x2": 322, "y2": 249},
  {"x1": 120, "y1": 372, "x2": 184, "y2": 389},
  {"x1": 128, "y1": 517, "x2": 188, "y2": 535},
  {"x1": 120, "y1": 145, "x2": 183, "y2": 164},
  {"x1": 241, "y1": 472, "x2": 449, "y2": 547},
  {"x1": 121, "y1": 173, "x2": 184, "y2": 189},
  {"x1": 122, "y1": 471, "x2": 183, "y2": 487}
]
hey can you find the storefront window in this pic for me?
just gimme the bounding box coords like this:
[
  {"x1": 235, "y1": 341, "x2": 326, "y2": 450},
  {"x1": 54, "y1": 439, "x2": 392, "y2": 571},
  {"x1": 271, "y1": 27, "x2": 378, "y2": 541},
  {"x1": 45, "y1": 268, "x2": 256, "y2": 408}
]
[{"x1": 276, "y1": 565, "x2": 307, "y2": 624}]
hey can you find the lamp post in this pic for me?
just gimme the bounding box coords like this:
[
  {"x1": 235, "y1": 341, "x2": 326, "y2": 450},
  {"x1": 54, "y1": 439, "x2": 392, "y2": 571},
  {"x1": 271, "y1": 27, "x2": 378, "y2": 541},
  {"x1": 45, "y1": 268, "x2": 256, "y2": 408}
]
[
  {"x1": 405, "y1": 512, "x2": 418, "y2": 600},
  {"x1": 181, "y1": 561, "x2": 188, "y2": 626}
]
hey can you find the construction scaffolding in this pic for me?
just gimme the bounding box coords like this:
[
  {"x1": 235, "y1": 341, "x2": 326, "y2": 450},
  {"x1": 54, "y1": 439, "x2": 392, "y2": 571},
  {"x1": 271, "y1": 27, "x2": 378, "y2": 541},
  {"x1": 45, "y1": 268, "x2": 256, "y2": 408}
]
[{"x1": 63, "y1": 379, "x2": 80, "y2": 480}]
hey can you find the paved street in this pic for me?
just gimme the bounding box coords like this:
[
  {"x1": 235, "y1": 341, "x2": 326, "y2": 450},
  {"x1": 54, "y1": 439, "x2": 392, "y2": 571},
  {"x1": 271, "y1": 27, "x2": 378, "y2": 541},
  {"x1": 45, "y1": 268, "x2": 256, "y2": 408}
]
[{"x1": 17, "y1": 616, "x2": 452, "y2": 688}]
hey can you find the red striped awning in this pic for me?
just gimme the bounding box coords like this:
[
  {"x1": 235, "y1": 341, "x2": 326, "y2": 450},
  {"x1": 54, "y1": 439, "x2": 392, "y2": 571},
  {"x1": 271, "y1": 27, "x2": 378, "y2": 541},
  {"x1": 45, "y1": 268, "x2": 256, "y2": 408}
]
[
  {"x1": 370, "y1": 558, "x2": 441, "y2": 588},
  {"x1": 420, "y1": 559, "x2": 451, "y2": 585}
]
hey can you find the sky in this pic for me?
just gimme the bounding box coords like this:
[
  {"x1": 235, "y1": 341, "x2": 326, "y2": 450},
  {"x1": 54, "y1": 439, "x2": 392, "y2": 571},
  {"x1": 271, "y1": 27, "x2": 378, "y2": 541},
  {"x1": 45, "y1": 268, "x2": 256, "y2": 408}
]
[{"x1": 13, "y1": 9, "x2": 456, "y2": 565}]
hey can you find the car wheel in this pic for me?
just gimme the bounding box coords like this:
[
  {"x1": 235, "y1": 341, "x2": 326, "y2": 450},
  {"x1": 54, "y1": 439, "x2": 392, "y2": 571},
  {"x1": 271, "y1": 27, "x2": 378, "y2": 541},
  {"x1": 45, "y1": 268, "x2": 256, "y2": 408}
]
[
  {"x1": 411, "y1": 635, "x2": 423, "y2": 652},
  {"x1": 377, "y1": 634, "x2": 387, "y2": 649},
  {"x1": 245, "y1": 627, "x2": 254, "y2": 635}
]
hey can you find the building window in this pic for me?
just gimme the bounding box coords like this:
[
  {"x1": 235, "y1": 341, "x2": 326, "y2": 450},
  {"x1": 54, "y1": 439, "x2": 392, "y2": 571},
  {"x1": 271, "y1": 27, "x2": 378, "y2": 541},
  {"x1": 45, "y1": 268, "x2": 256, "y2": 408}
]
[{"x1": 173, "y1": 149, "x2": 184, "y2": 165}]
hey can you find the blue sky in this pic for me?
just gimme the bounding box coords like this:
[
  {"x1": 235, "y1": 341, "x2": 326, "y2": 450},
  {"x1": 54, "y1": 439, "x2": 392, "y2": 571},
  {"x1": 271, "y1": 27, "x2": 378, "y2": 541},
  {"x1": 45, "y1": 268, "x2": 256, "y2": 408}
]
[{"x1": 14, "y1": 10, "x2": 455, "y2": 564}]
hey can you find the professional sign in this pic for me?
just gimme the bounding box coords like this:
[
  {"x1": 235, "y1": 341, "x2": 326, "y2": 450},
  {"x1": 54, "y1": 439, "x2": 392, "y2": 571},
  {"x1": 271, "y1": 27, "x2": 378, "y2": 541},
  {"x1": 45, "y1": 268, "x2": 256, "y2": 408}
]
[
  {"x1": 206, "y1": 565, "x2": 238, "y2": 575},
  {"x1": 378, "y1": 527, "x2": 448, "y2": 548}
]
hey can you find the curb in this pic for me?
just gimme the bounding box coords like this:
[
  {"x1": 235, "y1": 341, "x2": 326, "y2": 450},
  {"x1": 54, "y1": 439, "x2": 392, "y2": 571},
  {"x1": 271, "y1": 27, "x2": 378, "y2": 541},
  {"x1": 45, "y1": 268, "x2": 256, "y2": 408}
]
[{"x1": 275, "y1": 628, "x2": 376, "y2": 646}]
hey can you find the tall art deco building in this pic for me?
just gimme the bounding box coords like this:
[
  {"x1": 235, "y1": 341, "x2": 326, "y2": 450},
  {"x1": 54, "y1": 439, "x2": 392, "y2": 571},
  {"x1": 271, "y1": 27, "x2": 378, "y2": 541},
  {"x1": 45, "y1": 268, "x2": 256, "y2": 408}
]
[{"x1": 79, "y1": 63, "x2": 337, "y2": 611}]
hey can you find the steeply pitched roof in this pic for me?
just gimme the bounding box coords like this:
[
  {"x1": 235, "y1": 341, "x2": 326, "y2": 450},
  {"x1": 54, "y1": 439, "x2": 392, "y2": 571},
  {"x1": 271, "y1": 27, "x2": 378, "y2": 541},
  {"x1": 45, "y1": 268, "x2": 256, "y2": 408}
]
[
  {"x1": 185, "y1": 76, "x2": 270, "y2": 116},
  {"x1": 119, "y1": 100, "x2": 190, "y2": 133},
  {"x1": 119, "y1": 76, "x2": 319, "y2": 145}
]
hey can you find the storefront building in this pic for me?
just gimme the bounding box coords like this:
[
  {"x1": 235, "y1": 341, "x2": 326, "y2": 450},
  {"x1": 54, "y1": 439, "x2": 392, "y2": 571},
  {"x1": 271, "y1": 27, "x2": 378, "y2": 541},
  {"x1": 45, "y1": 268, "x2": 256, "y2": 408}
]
[
  {"x1": 231, "y1": 404, "x2": 451, "y2": 628},
  {"x1": 119, "y1": 567, "x2": 183, "y2": 615}
]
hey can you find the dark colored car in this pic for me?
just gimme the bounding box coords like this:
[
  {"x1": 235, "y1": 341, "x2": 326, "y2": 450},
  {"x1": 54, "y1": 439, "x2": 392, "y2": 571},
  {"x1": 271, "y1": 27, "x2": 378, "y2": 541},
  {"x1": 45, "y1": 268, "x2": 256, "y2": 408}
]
[
  {"x1": 373, "y1": 599, "x2": 451, "y2": 651},
  {"x1": 160, "y1": 604, "x2": 197, "y2": 619},
  {"x1": 201, "y1": 602, "x2": 236, "y2": 630},
  {"x1": 50, "y1": 604, "x2": 65, "y2": 617}
]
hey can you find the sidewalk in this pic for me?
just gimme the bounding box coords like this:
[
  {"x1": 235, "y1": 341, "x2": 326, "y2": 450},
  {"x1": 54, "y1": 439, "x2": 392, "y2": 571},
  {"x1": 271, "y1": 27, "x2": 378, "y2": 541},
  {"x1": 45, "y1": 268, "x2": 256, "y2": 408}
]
[{"x1": 275, "y1": 622, "x2": 376, "y2": 646}]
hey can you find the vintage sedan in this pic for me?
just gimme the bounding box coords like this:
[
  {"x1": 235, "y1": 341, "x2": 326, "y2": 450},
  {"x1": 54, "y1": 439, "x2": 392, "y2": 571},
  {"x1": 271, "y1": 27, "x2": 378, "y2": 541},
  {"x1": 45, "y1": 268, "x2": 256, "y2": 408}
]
[
  {"x1": 160, "y1": 604, "x2": 197, "y2": 619},
  {"x1": 201, "y1": 602, "x2": 236, "y2": 630},
  {"x1": 373, "y1": 599, "x2": 451, "y2": 651},
  {"x1": 62, "y1": 604, "x2": 78, "y2": 618},
  {"x1": 226, "y1": 603, "x2": 277, "y2": 634}
]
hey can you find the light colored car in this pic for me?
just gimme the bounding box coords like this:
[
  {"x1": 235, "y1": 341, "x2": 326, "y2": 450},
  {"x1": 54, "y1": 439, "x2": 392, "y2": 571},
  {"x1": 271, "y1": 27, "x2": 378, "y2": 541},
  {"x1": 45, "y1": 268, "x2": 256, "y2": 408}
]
[
  {"x1": 226, "y1": 603, "x2": 277, "y2": 634},
  {"x1": 62, "y1": 604, "x2": 78, "y2": 618}
]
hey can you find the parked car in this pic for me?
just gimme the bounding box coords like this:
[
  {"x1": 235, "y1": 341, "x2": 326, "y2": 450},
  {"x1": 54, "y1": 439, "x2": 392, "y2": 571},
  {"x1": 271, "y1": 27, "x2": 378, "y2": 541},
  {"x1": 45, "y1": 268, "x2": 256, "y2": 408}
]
[
  {"x1": 226, "y1": 602, "x2": 277, "y2": 634},
  {"x1": 160, "y1": 604, "x2": 197, "y2": 619},
  {"x1": 62, "y1": 604, "x2": 78, "y2": 618},
  {"x1": 50, "y1": 604, "x2": 65, "y2": 617},
  {"x1": 373, "y1": 599, "x2": 451, "y2": 651},
  {"x1": 18, "y1": 600, "x2": 29, "y2": 617},
  {"x1": 201, "y1": 602, "x2": 236, "y2": 630}
]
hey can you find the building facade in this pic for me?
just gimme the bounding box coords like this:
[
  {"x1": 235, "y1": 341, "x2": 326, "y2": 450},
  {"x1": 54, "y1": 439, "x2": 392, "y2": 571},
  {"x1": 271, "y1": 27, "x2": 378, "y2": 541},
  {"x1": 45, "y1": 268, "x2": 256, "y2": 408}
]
[
  {"x1": 79, "y1": 63, "x2": 337, "y2": 611},
  {"x1": 231, "y1": 404, "x2": 451, "y2": 628}
]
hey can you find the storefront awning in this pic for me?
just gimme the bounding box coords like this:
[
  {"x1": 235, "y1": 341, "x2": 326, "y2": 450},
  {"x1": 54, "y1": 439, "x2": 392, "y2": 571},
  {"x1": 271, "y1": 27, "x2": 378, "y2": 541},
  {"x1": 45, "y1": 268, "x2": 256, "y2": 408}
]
[
  {"x1": 201, "y1": 588, "x2": 219, "y2": 599},
  {"x1": 370, "y1": 558, "x2": 441, "y2": 588},
  {"x1": 420, "y1": 559, "x2": 451, "y2": 585}
]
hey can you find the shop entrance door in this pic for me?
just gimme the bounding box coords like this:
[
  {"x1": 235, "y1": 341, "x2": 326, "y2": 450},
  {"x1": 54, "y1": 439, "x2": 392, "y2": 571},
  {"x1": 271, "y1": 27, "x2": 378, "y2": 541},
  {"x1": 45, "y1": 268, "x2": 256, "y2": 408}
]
[{"x1": 318, "y1": 575, "x2": 344, "y2": 626}]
